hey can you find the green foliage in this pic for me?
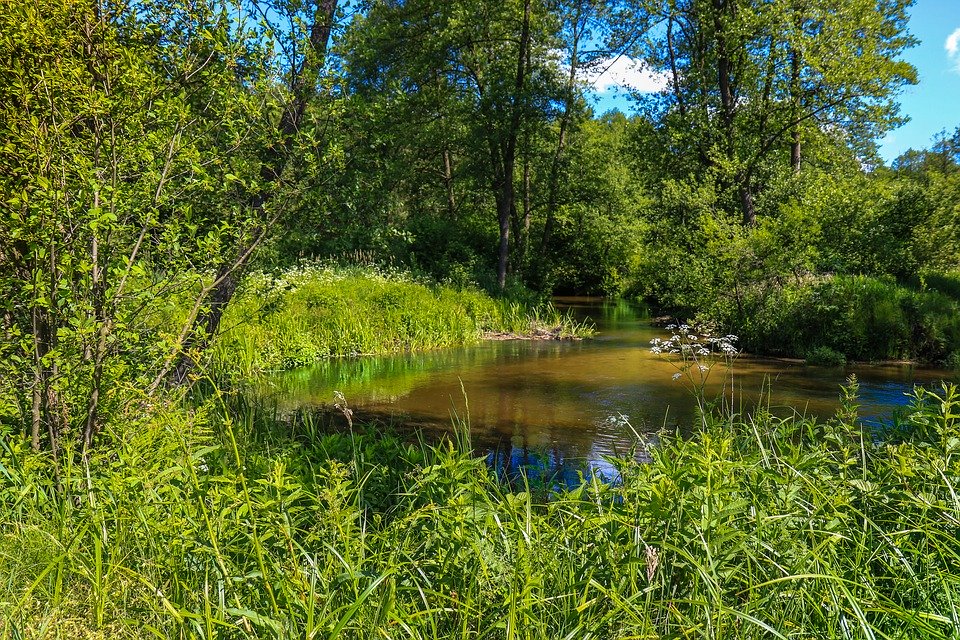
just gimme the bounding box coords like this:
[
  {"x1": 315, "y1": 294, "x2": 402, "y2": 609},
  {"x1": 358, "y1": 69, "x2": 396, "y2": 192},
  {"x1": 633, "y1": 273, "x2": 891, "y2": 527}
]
[
  {"x1": 2, "y1": 384, "x2": 960, "y2": 637},
  {"x1": 945, "y1": 351, "x2": 960, "y2": 371},
  {"x1": 536, "y1": 114, "x2": 651, "y2": 295},
  {"x1": 920, "y1": 272, "x2": 960, "y2": 301},
  {"x1": 0, "y1": 0, "x2": 306, "y2": 449},
  {"x1": 805, "y1": 345, "x2": 847, "y2": 367},
  {"x1": 714, "y1": 275, "x2": 960, "y2": 362},
  {"x1": 210, "y1": 264, "x2": 590, "y2": 377}
]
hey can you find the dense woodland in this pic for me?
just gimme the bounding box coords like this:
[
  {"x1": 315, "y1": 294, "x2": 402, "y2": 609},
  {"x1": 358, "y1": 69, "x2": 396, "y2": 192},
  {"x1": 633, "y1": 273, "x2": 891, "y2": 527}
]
[{"x1": 2, "y1": 0, "x2": 960, "y2": 636}]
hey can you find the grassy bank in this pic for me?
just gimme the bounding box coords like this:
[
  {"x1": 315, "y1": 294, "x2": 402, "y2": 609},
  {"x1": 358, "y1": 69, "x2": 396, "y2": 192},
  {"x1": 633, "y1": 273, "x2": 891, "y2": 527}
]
[
  {"x1": 2, "y1": 382, "x2": 959, "y2": 638},
  {"x1": 708, "y1": 274, "x2": 960, "y2": 365},
  {"x1": 210, "y1": 264, "x2": 590, "y2": 377}
]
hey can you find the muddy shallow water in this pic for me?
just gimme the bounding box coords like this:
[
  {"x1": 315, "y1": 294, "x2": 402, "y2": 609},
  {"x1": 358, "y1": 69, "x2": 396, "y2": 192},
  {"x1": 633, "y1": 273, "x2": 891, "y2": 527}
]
[{"x1": 262, "y1": 298, "x2": 955, "y2": 479}]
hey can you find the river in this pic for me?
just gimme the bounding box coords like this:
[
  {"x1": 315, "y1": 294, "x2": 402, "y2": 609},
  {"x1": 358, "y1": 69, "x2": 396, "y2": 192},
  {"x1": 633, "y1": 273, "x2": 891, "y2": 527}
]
[{"x1": 264, "y1": 298, "x2": 955, "y2": 481}]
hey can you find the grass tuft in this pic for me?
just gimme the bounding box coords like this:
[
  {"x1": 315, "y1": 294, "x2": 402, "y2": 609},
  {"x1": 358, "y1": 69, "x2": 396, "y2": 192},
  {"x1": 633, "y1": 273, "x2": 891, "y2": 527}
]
[{"x1": 209, "y1": 263, "x2": 591, "y2": 377}]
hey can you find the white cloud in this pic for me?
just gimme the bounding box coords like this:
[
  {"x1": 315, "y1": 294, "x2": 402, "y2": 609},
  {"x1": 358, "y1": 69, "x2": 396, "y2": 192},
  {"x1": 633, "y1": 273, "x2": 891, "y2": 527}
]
[
  {"x1": 582, "y1": 56, "x2": 670, "y2": 94},
  {"x1": 946, "y1": 27, "x2": 960, "y2": 72}
]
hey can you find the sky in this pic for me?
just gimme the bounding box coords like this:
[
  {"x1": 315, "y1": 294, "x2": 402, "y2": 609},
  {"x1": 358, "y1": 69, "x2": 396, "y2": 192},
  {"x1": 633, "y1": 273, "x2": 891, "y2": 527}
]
[
  {"x1": 587, "y1": 0, "x2": 960, "y2": 164},
  {"x1": 881, "y1": 0, "x2": 960, "y2": 161}
]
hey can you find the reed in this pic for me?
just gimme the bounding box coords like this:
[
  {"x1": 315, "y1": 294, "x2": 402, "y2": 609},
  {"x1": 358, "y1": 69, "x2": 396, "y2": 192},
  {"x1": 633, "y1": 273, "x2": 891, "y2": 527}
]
[{"x1": 1, "y1": 382, "x2": 958, "y2": 638}]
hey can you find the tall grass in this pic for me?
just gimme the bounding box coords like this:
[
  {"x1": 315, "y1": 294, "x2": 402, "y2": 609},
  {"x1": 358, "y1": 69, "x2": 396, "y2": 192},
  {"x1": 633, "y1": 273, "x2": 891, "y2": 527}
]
[
  {"x1": 1, "y1": 381, "x2": 959, "y2": 638},
  {"x1": 210, "y1": 264, "x2": 591, "y2": 377}
]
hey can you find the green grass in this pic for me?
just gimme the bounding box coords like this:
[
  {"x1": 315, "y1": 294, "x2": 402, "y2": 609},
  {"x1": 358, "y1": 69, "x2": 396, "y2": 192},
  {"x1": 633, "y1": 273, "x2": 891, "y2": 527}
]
[
  {"x1": 1, "y1": 380, "x2": 959, "y2": 638},
  {"x1": 210, "y1": 264, "x2": 591, "y2": 377}
]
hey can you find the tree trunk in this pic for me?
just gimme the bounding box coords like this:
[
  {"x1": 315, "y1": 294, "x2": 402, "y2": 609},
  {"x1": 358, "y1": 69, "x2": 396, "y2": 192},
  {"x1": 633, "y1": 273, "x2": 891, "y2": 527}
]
[
  {"x1": 738, "y1": 179, "x2": 756, "y2": 226},
  {"x1": 790, "y1": 47, "x2": 801, "y2": 172},
  {"x1": 494, "y1": 0, "x2": 531, "y2": 291},
  {"x1": 169, "y1": 264, "x2": 242, "y2": 386},
  {"x1": 496, "y1": 190, "x2": 512, "y2": 290},
  {"x1": 166, "y1": 0, "x2": 338, "y2": 385},
  {"x1": 541, "y1": 2, "x2": 586, "y2": 254},
  {"x1": 443, "y1": 148, "x2": 457, "y2": 219},
  {"x1": 520, "y1": 149, "x2": 532, "y2": 263}
]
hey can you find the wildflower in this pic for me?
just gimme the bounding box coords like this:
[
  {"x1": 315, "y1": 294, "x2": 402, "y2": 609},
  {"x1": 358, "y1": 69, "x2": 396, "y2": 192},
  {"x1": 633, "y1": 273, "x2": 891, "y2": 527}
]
[
  {"x1": 645, "y1": 545, "x2": 660, "y2": 581},
  {"x1": 672, "y1": 373, "x2": 682, "y2": 381}
]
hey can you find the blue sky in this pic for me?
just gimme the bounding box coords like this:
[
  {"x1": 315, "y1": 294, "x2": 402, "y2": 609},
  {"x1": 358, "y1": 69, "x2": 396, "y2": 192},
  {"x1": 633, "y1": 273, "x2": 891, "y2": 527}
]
[
  {"x1": 879, "y1": 0, "x2": 960, "y2": 162},
  {"x1": 588, "y1": 0, "x2": 960, "y2": 164}
]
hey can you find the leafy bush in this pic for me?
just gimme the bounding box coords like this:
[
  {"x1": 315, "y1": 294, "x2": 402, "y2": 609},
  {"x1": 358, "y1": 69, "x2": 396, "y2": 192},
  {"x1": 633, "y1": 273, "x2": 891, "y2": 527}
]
[
  {"x1": 805, "y1": 345, "x2": 847, "y2": 366},
  {"x1": 945, "y1": 351, "x2": 960, "y2": 370},
  {"x1": 210, "y1": 263, "x2": 590, "y2": 376},
  {"x1": 708, "y1": 275, "x2": 960, "y2": 363}
]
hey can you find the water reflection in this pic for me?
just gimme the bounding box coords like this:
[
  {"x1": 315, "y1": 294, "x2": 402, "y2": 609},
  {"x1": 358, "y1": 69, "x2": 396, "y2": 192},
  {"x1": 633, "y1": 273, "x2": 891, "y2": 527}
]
[{"x1": 263, "y1": 297, "x2": 955, "y2": 478}]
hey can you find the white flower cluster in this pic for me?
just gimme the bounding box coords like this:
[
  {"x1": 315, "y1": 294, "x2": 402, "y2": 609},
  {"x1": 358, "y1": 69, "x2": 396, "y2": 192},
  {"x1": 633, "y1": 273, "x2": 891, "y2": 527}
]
[{"x1": 650, "y1": 323, "x2": 738, "y2": 358}]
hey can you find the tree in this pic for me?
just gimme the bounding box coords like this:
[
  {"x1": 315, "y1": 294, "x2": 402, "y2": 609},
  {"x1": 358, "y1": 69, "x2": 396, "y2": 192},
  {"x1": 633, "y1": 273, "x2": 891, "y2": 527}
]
[
  {"x1": 161, "y1": 0, "x2": 340, "y2": 387},
  {"x1": 0, "y1": 0, "x2": 330, "y2": 451},
  {"x1": 341, "y1": 0, "x2": 573, "y2": 289},
  {"x1": 0, "y1": 0, "x2": 256, "y2": 450},
  {"x1": 637, "y1": 0, "x2": 917, "y2": 224}
]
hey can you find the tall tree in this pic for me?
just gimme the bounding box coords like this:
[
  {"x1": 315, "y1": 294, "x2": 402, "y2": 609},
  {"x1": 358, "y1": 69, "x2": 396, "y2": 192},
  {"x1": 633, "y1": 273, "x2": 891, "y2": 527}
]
[
  {"x1": 0, "y1": 0, "x2": 276, "y2": 450},
  {"x1": 342, "y1": 0, "x2": 570, "y2": 289},
  {"x1": 638, "y1": 0, "x2": 917, "y2": 224}
]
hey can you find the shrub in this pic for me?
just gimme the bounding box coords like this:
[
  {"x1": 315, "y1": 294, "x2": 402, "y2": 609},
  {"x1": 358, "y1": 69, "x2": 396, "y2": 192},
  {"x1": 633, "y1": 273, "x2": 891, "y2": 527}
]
[
  {"x1": 945, "y1": 350, "x2": 960, "y2": 370},
  {"x1": 708, "y1": 274, "x2": 960, "y2": 363},
  {"x1": 805, "y1": 345, "x2": 847, "y2": 366}
]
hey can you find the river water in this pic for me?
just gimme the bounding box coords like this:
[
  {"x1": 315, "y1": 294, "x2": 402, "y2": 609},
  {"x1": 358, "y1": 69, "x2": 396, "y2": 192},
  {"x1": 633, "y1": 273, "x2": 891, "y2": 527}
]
[{"x1": 265, "y1": 298, "x2": 954, "y2": 480}]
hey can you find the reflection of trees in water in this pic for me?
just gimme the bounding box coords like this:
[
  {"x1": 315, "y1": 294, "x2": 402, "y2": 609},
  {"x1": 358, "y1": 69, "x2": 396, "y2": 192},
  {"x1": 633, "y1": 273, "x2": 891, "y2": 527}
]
[
  {"x1": 263, "y1": 345, "x2": 503, "y2": 409},
  {"x1": 555, "y1": 298, "x2": 648, "y2": 330},
  {"x1": 483, "y1": 436, "x2": 622, "y2": 488},
  {"x1": 257, "y1": 298, "x2": 951, "y2": 479},
  {"x1": 272, "y1": 395, "x2": 654, "y2": 488}
]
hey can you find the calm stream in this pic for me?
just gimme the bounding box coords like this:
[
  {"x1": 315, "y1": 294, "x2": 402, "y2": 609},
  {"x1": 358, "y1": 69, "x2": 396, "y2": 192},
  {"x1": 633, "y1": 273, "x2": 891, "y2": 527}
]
[{"x1": 265, "y1": 298, "x2": 954, "y2": 480}]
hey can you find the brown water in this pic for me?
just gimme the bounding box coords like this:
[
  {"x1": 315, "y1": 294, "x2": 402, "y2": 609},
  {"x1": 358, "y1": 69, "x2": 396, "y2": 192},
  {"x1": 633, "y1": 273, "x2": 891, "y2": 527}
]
[{"x1": 265, "y1": 298, "x2": 954, "y2": 479}]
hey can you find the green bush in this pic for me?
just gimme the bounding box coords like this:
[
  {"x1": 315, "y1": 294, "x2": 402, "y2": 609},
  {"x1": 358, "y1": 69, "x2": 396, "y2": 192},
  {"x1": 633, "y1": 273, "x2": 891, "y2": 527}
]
[
  {"x1": 209, "y1": 263, "x2": 590, "y2": 376},
  {"x1": 945, "y1": 351, "x2": 960, "y2": 370},
  {"x1": 805, "y1": 345, "x2": 847, "y2": 366},
  {"x1": 924, "y1": 272, "x2": 960, "y2": 300},
  {"x1": 709, "y1": 274, "x2": 960, "y2": 363}
]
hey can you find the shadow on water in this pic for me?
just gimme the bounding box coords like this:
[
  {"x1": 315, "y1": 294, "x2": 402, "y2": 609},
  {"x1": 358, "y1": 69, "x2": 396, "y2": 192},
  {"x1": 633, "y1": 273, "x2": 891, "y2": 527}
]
[{"x1": 259, "y1": 297, "x2": 957, "y2": 483}]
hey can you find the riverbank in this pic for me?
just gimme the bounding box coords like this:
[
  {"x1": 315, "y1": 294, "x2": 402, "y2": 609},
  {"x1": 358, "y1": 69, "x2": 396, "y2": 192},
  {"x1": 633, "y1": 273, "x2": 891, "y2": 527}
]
[
  {"x1": 2, "y1": 381, "x2": 958, "y2": 637},
  {"x1": 650, "y1": 274, "x2": 960, "y2": 367},
  {"x1": 209, "y1": 264, "x2": 591, "y2": 377}
]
